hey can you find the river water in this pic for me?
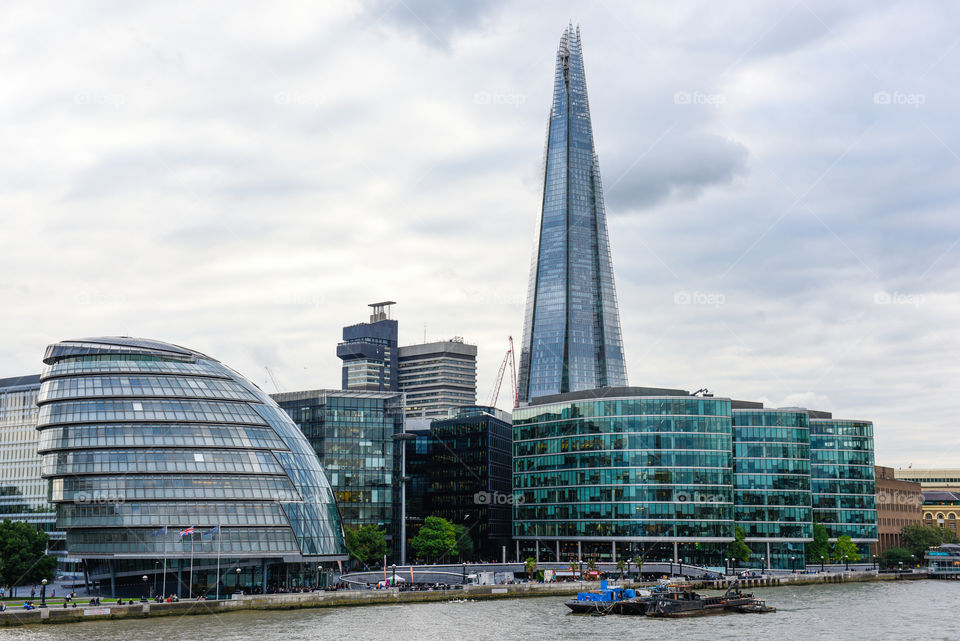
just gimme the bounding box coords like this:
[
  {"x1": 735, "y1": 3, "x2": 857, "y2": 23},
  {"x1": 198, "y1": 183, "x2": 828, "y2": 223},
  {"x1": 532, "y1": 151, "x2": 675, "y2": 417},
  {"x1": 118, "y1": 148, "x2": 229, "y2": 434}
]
[{"x1": 4, "y1": 580, "x2": 958, "y2": 641}]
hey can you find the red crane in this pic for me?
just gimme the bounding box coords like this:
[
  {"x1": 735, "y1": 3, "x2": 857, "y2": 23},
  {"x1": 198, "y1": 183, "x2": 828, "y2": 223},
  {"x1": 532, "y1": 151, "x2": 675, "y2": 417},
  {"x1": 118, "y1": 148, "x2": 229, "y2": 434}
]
[{"x1": 488, "y1": 336, "x2": 518, "y2": 409}]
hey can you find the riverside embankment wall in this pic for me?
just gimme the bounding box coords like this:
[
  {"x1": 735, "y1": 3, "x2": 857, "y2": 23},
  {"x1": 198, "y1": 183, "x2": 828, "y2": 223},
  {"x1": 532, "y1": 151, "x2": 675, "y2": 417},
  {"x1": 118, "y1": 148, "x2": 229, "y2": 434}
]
[{"x1": 0, "y1": 571, "x2": 925, "y2": 627}]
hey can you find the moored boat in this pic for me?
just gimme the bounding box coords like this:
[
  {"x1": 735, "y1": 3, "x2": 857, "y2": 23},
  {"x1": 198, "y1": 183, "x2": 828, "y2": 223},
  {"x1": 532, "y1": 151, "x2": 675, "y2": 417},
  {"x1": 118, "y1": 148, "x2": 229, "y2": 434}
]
[
  {"x1": 645, "y1": 581, "x2": 774, "y2": 618},
  {"x1": 564, "y1": 581, "x2": 635, "y2": 614},
  {"x1": 731, "y1": 597, "x2": 776, "y2": 614},
  {"x1": 565, "y1": 580, "x2": 682, "y2": 615}
]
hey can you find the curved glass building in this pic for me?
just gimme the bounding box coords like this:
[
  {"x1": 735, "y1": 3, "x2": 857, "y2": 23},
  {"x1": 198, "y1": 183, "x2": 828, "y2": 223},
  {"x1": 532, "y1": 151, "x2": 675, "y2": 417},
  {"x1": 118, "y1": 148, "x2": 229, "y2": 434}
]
[
  {"x1": 513, "y1": 387, "x2": 733, "y2": 565},
  {"x1": 37, "y1": 337, "x2": 346, "y2": 597},
  {"x1": 732, "y1": 405, "x2": 813, "y2": 569}
]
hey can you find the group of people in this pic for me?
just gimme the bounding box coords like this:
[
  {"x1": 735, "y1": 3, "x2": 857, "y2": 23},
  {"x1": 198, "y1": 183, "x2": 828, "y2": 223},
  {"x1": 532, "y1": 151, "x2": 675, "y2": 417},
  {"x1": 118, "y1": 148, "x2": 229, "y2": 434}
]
[
  {"x1": 373, "y1": 582, "x2": 459, "y2": 592},
  {"x1": 265, "y1": 585, "x2": 322, "y2": 594}
]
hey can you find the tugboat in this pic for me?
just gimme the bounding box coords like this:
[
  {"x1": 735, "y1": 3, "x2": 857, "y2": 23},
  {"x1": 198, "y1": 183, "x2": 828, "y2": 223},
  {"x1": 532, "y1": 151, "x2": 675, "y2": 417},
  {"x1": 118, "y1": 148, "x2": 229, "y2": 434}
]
[
  {"x1": 565, "y1": 580, "x2": 679, "y2": 615},
  {"x1": 645, "y1": 581, "x2": 773, "y2": 618},
  {"x1": 564, "y1": 580, "x2": 635, "y2": 614}
]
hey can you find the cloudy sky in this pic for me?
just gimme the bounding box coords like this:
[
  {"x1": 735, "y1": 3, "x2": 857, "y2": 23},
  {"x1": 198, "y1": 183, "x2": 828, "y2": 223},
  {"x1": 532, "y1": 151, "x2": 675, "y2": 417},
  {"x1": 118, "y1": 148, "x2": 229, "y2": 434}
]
[{"x1": 1, "y1": 1, "x2": 958, "y2": 467}]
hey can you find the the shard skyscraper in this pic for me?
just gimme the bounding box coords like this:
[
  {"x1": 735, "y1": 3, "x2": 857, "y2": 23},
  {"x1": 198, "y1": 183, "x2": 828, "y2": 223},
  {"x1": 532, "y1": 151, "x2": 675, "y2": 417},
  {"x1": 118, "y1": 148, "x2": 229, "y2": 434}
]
[{"x1": 518, "y1": 24, "x2": 628, "y2": 403}]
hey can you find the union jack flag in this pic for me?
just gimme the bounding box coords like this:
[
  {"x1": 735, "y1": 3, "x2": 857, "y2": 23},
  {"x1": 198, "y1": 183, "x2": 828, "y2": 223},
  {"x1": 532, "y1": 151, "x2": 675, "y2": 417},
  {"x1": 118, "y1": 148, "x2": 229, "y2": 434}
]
[{"x1": 179, "y1": 527, "x2": 195, "y2": 537}]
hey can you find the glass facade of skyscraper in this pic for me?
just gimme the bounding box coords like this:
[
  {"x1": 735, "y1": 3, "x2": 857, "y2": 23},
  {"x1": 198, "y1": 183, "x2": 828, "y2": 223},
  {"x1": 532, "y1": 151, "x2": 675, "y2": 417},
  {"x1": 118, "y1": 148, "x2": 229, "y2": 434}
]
[
  {"x1": 272, "y1": 389, "x2": 404, "y2": 554},
  {"x1": 513, "y1": 388, "x2": 733, "y2": 565},
  {"x1": 810, "y1": 418, "x2": 878, "y2": 553},
  {"x1": 507, "y1": 24, "x2": 878, "y2": 569},
  {"x1": 38, "y1": 338, "x2": 346, "y2": 597},
  {"x1": 0, "y1": 375, "x2": 60, "y2": 544},
  {"x1": 405, "y1": 406, "x2": 513, "y2": 560},
  {"x1": 732, "y1": 406, "x2": 813, "y2": 569},
  {"x1": 517, "y1": 24, "x2": 627, "y2": 402}
]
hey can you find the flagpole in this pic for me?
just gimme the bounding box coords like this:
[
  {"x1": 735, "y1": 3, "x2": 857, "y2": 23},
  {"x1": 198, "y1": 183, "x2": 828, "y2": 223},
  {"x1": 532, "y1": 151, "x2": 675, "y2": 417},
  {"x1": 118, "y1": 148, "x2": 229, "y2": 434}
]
[
  {"x1": 162, "y1": 527, "x2": 167, "y2": 599},
  {"x1": 189, "y1": 532, "x2": 195, "y2": 600},
  {"x1": 216, "y1": 523, "x2": 221, "y2": 601}
]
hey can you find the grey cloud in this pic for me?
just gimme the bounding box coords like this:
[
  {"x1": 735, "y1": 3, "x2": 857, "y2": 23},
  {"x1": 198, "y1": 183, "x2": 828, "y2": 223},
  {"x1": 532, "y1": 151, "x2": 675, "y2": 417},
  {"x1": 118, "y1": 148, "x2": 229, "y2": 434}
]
[
  {"x1": 1, "y1": 1, "x2": 959, "y2": 469},
  {"x1": 604, "y1": 132, "x2": 749, "y2": 211},
  {"x1": 362, "y1": 0, "x2": 504, "y2": 50}
]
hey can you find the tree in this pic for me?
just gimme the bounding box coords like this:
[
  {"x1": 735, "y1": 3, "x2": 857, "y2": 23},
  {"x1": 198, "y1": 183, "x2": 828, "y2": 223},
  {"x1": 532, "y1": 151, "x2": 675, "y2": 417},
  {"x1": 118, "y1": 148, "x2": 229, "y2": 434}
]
[
  {"x1": 633, "y1": 556, "x2": 644, "y2": 578},
  {"x1": 901, "y1": 524, "x2": 956, "y2": 560},
  {"x1": 452, "y1": 524, "x2": 474, "y2": 561},
  {"x1": 525, "y1": 557, "x2": 538, "y2": 579},
  {"x1": 806, "y1": 523, "x2": 830, "y2": 564},
  {"x1": 616, "y1": 560, "x2": 625, "y2": 579},
  {"x1": 832, "y1": 535, "x2": 861, "y2": 563},
  {"x1": 881, "y1": 546, "x2": 913, "y2": 569},
  {"x1": 726, "y1": 527, "x2": 751, "y2": 565},
  {"x1": 343, "y1": 525, "x2": 387, "y2": 568},
  {"x1": 410, "y1": 516, "x2": 457, "y2": 563},
  {"x1": 0, "y1": 520, "x2": 57, "y2": 592}
]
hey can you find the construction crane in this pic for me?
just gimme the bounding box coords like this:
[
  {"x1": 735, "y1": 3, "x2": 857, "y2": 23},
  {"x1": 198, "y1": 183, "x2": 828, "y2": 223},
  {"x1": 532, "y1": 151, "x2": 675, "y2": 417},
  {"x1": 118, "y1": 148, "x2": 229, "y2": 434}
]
[
  {"x1": 488, "y1": 336, "x2": 518, "y2": 409},
  {"x1": 264, "y1": 366, "x2": 283, "y2": 394}
]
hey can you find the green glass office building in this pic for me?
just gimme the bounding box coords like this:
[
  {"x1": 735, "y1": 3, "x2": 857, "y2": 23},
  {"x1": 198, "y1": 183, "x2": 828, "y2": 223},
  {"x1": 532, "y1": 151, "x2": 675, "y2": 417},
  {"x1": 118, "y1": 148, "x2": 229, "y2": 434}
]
[
  {"x1": 732, "y1": 404, "x2": 813, "y2": 570},
  {"x1": 272, "y1": 389, "x2": 404, "y2": 554},
  {"x1": 513, "y1": 387, "x2": 733, "y2": 565},
  {"x1": 810, "y1": 418, "x2": 878, "y2": 555}
]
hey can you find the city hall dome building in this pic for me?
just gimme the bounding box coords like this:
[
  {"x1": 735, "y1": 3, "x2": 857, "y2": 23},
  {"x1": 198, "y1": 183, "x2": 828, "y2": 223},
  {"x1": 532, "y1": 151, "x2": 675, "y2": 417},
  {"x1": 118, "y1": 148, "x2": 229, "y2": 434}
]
[{"x1": 38, "y1": 337, "x2": 346, "y2": 597}]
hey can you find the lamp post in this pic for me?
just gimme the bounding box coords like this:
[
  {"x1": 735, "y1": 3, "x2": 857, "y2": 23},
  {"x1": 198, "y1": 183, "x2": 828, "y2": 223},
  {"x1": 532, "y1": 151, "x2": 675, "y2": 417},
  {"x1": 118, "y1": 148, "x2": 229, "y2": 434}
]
[
  {"x1": 873, "y1": 555, "x2": 878, "y2": 571},
  {"x1": 760, "y1": 555, "x2": 765, "y2": 574},
  {"x1": 910, "y1": 554, "x2": 916, "y2": 568},
  {"x1": 790, "y1": 556, "x2": 795, "y2": 573},
  {"x1": 154, "y1": 561, "x2": 159, "y2": 597},
  {"x1": 236, "y1": 567, "x2": 242, "y2": 593},
  {"x1": 898, "y1": 561, "x2": 903, "y2": 573},
  {"x1": 724, "y1": 558, "x2": 729, "y2": 575},
  {"x1": 820, "y1": 555, "x2": 824, "y2": 573},
  {"x1": 391, "y1": 564, "x2": 396, "y2": 589},
  {"x1": 317, "y1": 564, "x2": 322, "y2": 591},
  {"x1": 844, "y1": 555, "x2": 849, "y2": 572},
  {"x1": 40, "y1": 579, "x2": 47, "y2": 608},
  {"x1": 462, "y1": 563, "x2": 467, "y2": 585},
  {"x1": 392, "y1": 426, "x2": 416, "y2": 566}
]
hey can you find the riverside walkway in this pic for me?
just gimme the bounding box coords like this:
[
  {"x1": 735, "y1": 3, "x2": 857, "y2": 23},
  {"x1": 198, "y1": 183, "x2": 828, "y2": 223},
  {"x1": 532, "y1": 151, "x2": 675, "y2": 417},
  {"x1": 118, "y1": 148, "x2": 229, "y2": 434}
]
[{"x1": 342, "y1": 560, "x2": 724, "y2": 585}]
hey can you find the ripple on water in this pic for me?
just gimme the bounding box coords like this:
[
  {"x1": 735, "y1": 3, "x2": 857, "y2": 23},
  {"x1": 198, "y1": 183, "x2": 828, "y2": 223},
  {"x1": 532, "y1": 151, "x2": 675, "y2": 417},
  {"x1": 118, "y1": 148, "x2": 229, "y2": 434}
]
[{"x1": 5, "y1": 581, "x2": 960, "y2": 641}]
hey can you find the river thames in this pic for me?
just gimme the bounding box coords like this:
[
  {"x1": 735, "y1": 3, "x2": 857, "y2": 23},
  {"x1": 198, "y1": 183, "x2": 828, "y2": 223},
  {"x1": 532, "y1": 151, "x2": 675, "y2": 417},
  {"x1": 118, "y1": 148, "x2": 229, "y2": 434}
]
[{"x1": 4, "y1": 581, "x2": 958, "y2": 641}]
